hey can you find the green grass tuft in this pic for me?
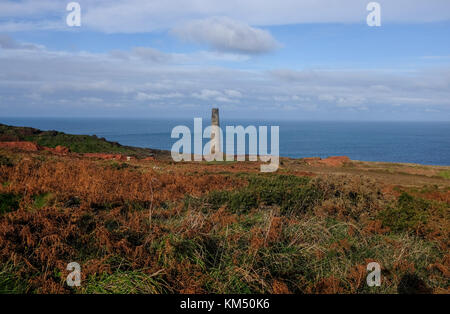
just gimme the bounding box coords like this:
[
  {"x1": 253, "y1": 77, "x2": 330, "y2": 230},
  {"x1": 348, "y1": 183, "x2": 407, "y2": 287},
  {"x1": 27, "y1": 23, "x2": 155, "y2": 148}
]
[
  {"x1": 0, "y1": 263, "x2": 31, "y2": 293},
  {"x1": 33, "y1": 192, "x2": 54, "y2": 209},
  {"x1": 81, "y1": 271, "x2": 169, "y2": 294},
  {"x1": 379, "y1": 193, "x2": 429, "y2": 233},
  {"x1": 206, "y1": 174, "x2": 320, "y2": 215},
  {"x1": 438, "y1": 170, "x2": 450, "y2": 179}
]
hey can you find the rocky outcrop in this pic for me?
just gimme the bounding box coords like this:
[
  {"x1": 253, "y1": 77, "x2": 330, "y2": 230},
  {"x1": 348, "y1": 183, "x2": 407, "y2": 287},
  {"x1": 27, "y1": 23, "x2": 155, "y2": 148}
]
[
  {"x1": 0, "y1": 141, "x2": 40, "y2": 151},
  {"x1": 55, "y1": 145, "x2": 70, "y2": 154},
  {"x1": 0, "y1": 141, "x2": 70, "y2": 155},
  {"x1": 42, "y1": 145, "x2": 70, "y2": 154}
]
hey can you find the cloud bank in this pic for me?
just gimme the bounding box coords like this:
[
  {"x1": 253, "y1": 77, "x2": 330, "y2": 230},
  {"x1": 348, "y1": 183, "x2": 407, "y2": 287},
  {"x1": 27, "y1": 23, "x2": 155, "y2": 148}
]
[
  {"x1": 0, "y1": 36, "x2": 449, "y2": 120},
  {"x1": 1, "y1": 0, "x2": 450, "y2": 33}
]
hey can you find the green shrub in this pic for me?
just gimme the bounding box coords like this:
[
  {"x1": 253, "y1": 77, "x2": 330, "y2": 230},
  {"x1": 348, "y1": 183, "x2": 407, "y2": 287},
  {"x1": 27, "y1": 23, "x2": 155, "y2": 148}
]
[
  {"x1": 228, "y1": 190, "x2": 258, "y2": 213},
  {"x1": 379, "y1": 193, "x2": 430, "y2": 233},
  {"x1": 0, "y1": 193, "x2": 21, "y2": 214},
  {"x1": 206, "y1": 190, "x2": 231, "y2": 210},
  {"x1": 205, "y1": 175, "x2": 320, "y2": 215}
]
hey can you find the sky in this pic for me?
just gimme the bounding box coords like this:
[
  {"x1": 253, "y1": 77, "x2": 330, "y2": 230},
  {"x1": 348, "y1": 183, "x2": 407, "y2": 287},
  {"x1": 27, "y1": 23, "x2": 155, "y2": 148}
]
[{"x1": 0, "y1": 0, "x2": 450, "y2": 120}]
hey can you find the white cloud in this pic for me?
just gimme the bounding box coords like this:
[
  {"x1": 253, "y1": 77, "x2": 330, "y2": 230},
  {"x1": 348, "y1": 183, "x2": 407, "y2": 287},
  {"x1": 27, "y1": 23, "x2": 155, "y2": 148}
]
[
  {"x1": 2, "y1": 0, "x2": 450, "y2": 33},
  {"x1": 192, "y1": 89, "x2": 223, "y2": 100},
  {"x1": 172, "y1": 17, "x2": 279, "y2": 54},
  {"x1": 109, "y1": 47, "x2": 249, "y2": 64},
  {"x1": 337, "y1": 96, "x2": 366, "y2": 108},
  {"x1": 191, "y1": 89, "x2": 241, "y2": 103},
  {"x1": 136, "y1": 92, "x2": 184, "y2": 101},
  {"x1": 0, "y1": 1, "x2": 59, "y2": 17},
  {"x1": 0, "y1": 37, "x2": 449, "y2": 119},
  {"x1": 224, "y1": 89, "x2": 242, "y2": 98},
  {"x1": 0, "y1": 34, "x2": 42, "y2": 50},
  {"x1": 132, "y1": 47, "x2": 172, "y2": 63}
]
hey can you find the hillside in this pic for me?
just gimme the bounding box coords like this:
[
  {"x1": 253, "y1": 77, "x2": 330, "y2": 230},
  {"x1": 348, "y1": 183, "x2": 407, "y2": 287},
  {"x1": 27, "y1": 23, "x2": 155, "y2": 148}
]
[
  {"x1": 0, "y1": 127, "x2": 449, "y2": 294},
  {"x1": 0, "y1": 123, "x2": 168, "y2": 158}
]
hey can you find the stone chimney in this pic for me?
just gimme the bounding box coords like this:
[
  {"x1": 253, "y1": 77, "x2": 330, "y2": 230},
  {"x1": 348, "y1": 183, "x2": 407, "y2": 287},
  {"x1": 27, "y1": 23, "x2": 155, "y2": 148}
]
[{"x1": 210, "y1": 108, "x2": 221, "y2": 155}]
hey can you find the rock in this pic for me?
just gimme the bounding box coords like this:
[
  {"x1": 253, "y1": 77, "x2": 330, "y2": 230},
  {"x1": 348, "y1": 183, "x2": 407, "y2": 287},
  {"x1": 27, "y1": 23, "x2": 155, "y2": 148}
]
[
  {"x1": 0, "y1": 141, "x2": 72, "y2": 155},
  {"x1": 42, "y1": 145, "x2": 70, "y2": 154},
  {"x1": 54, "y1": 145, "x2": 70, "y2": 154},
  {"x1": 0, "y1": 141, "x2": 40, "y2": 151}
]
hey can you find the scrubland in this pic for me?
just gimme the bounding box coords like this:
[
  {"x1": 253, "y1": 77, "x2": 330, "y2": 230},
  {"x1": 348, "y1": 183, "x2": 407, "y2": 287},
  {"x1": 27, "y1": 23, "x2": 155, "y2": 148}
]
[{"x1": 0, "y1": 148, "x2": 448, "y2": 294}]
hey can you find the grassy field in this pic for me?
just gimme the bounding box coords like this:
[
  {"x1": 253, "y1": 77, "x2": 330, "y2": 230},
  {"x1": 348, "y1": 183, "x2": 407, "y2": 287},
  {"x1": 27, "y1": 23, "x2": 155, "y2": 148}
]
[{"x1": 0, "y1": 141, "x2": 449, "y2": 294}]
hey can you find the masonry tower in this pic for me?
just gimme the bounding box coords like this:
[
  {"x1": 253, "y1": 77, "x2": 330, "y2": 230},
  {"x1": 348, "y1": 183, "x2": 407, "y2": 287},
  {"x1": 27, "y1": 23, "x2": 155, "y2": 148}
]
[{"x1": 210, "y1": 108, "x2": 221, "y2": 155}]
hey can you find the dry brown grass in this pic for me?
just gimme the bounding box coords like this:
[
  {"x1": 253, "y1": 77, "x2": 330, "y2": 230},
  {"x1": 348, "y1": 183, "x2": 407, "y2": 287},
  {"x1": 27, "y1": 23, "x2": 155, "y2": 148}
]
[{"x1": 0, "y1": 150, "x2": 448, "y2": 294}]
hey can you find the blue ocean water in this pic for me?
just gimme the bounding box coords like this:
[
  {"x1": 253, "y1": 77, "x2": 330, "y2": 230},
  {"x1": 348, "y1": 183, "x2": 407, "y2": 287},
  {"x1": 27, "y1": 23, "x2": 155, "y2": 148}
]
[{"x1": 1, "y1": 117, "x2": 450, "y2": 166}]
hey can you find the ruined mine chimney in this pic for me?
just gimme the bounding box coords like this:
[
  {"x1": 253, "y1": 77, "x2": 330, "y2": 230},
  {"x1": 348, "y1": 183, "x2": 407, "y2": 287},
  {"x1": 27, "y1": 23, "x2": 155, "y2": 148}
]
[{"x1": 210, "y1": 108, "x2": 221, "y2": 155}]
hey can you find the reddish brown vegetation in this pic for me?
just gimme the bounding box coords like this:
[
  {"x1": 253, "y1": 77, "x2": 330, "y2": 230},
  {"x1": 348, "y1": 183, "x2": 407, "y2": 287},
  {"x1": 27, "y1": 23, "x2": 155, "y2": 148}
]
[
  {"x1": 364, "y1": 220, "x2": 390, "y2": 235},
  {"x1": 42, "y1": 145, "x2": 70, "y2": 155},
  {"x1": 0, "y1": 141, "x2": 40, "y2": 151},
  {"x1": 272, "y1": 280, "x2": 291, "y2": 294},
  {"x1": 303, "y1": 156, "x2": 351, "y2": 167},
  {"x1": 0, "y1": 155, "x2": 247, "y2": 293},
  {"x1": 319, "y1": 156, "x2": 351, "y2": 167},
  {"x1": 83, "y1": 153, "x2": 132, "y2": 161},
  {"x1": 0, "y1": 150, "x2": 448, "y2": 294},
  {"x1": 0, "y1": 141, "x2": 70, "y2": 155},
  {"x1": 0, "y1": 157, "x2": 243, "y2": 209}
]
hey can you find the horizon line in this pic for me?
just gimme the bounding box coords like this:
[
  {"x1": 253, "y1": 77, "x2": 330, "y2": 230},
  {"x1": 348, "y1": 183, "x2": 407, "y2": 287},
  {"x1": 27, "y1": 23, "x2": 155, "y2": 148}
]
[{"x1": 1, "y1": 116, "x2": 450, "y2": 123}]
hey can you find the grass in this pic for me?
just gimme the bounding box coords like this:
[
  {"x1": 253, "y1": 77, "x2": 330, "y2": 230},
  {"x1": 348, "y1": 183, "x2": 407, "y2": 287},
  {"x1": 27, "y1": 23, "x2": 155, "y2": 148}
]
[
  {"x1": 81, "y1": 271, "x2": 169, "y2": 294},
  {"x1": 0, "y1": 263, "x2": 30, "y2": 293},
  {"x1": 439, "y1": 170, "x2": 450, "y2": 179},
  {"x1": 0, "y1": 151, "x2": 448, "y2": 294},
  {"x1": 206, "y1": 174, "x2": 319, "y2": 214},
  {"x1": 378, "y1": 193, "x2": 430, "y2": 233},
  {"x1": 33, "y1": 192, "x2": 54, "y2": 209}
]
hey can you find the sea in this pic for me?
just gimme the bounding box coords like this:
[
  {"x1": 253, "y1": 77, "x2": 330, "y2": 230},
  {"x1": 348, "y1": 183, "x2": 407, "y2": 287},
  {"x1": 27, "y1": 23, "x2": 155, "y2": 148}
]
[{"x1": 1, "y1": 117, "x2": 450, "y2": 166}]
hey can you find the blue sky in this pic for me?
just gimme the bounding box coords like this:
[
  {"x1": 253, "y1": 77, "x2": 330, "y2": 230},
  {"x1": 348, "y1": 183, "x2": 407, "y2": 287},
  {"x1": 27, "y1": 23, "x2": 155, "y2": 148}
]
[{"x1": 0, "y1": 0, "x2": 450, "y2": 120}]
